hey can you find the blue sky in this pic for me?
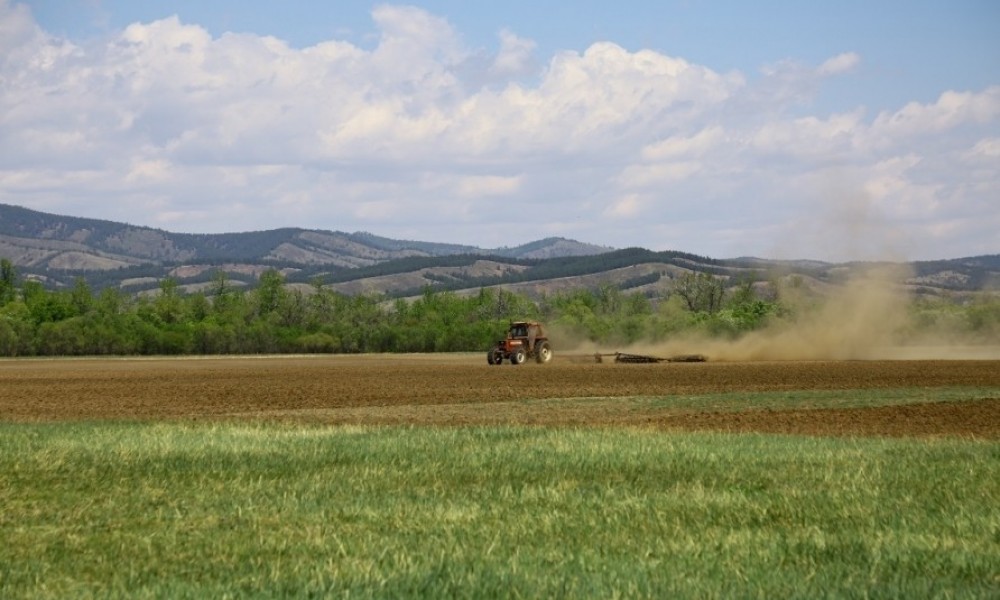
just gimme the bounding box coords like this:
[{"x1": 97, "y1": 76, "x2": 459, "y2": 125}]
[{"x1": 3, "y1": 0, "x2": 998, "y2": 260}]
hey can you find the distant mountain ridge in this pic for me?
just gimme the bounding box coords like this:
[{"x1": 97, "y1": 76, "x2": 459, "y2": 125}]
[
  {"x1": 1, "y1": 203, "x2": 997, "y2": 298},
  {"x1": 0, "y1": 203, "x2": 611, "y2": 270}
]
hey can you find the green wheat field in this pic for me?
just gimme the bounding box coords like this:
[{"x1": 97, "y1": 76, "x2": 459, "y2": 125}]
[{"x1": 2, "y1": 415, "x2": 998, "y2": 598}]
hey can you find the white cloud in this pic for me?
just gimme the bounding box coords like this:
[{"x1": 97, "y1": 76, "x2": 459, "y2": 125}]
[
  {"x1": 603, "y1": 193, "x2": 645, "y2": 219},
  {"x1": 871, "y1": 87, "x2": 1000, "y2": 141},
  {"x1": 750, "y1": 110, "x2": 865, "y2": 159},
  {"x1": 0, "y1": 4, "x2": 997, "y2": 260},
  {"x1": 492, "y1": 28, "x2": 536, "y2": 76},
  {"x1": 641, "y1": 126, "x2": 725, "y2": 161},
  {"x1": 862, "y1": 155, "x2": 945, "y2": 219},
  {"x1": 125, "y1": 158, "x2": 173, "y2": 184},
  {"x1": 0, "y1": 0, "x2": 44, "y2": 58},
  {"x1": 818, "y1": 52, "x2": 860, "y2": 75},
  {"x1": 964, "y1": 137, "x2": 1000, "y2": 161},
  {"x1": 617, "y1": 162, "x2": 702, "y2": 189},
  {"x1": 455, "y1": 174, "x2": 522, "y2": 198}
]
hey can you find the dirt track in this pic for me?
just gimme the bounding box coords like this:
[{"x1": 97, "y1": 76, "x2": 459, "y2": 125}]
[{"x1": 1, "y1": 355, "x2": 998, "y2": 438}]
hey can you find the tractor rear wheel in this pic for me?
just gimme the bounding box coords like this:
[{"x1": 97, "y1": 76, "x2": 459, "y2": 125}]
[
  {"x1": 534, "y1": 341, "x2": 552, "y2": 364},
  {"x1": 510, "y1": 347, "x2": 526, "y2": 365}
]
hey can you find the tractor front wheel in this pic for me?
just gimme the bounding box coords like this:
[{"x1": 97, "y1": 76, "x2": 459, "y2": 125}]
[
  {"x1": 488, "y1": 348, "x2": 503, "y2": 365},
  {"x1": 510, "y1": 347, "x2": 526, "y2": 365}
]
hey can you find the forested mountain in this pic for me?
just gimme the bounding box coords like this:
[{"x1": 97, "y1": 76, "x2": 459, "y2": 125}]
[
  {"x1": 0, "y1": 203, "x2": 611, "y2": 290},
  {"x1": 1, "y1": 203, "x2": 998, "y2": 298}
]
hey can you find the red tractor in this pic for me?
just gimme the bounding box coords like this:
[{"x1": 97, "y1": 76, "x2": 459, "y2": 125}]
[{"x1": 488, "y1": 321, "x2": 553, "y2": 365}]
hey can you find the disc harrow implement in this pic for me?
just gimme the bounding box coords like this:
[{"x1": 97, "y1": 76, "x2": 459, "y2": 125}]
[{"x1": 594, "y1": 352, "x2": 707, "y2": 364}]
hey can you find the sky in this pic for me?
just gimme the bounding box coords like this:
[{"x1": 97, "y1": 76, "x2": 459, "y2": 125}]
[{"x1": 1, "y1": 1, "x2": 998, "y2": 261}]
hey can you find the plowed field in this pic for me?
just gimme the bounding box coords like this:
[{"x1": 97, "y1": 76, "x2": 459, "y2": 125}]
[{"x1": 2, "y1": 355, "x2": 998, "y2": 437}]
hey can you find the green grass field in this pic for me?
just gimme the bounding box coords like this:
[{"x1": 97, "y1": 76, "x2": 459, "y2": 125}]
[{"x1": 2, "y1": 411, "x2": 998, "y2": 598}]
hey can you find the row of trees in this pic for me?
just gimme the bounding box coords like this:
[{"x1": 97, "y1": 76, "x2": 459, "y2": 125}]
[
  {"x1": 2, "y1": 258, "x2": 996, "y2": 357},
  {"x1": 0, "y1": 258, "x2": 783, "y2": 356}
]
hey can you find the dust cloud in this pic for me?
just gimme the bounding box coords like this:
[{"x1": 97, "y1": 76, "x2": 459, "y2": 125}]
[
  {"x1": 549, "y1": 263, "x2": 1000, "y2": 362},
  {"x1": 632, "y1": 187, "x2": 998, "y2": 362},
  {"x1": 621, "y1": 264, "x2": 998, "y2": 362},
  {"x1": 548, "y1": 189, "x2": 999, "y2": 362},
  {"x1": 675, "y1": 186, "x2": 996, "y2": 361},
  {"x1": 675, "y1": 265, "x2": 919, "y2": 361}
]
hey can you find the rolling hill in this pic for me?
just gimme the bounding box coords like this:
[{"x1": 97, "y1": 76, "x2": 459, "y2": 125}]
[{"x1": 1, "y1": 203, "x2": 997, "y2": 299}]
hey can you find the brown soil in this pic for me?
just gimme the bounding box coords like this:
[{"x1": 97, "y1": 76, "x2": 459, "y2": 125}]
[{"x1": 1, "y1": 355, "x2": 997, "y2": 438}]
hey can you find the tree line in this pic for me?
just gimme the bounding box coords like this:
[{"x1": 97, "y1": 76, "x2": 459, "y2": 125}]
[{"x1": 1, "y1": 258, "x2": 996, "y2": 357}]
